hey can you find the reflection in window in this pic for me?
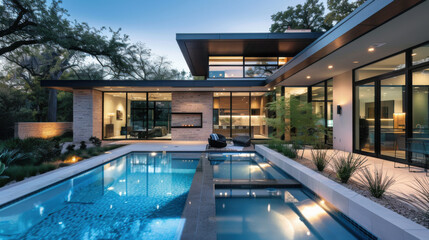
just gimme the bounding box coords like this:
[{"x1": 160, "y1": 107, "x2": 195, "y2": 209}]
[
  {"x1": 245, "y1": 57, "x2": 277, "y2": 65},
  {"x1": 213, "y1": 92, "x2": 231, "y2": 137},
  {"x1": 245, "y1": 66, "x2": 277, "y2": 77},
  {"x1": 355, "y1": 83, "x2": 375, "y2": 153},
  {"x1": 209, "y1": 66, "x2": 243, "y2": 78},
  {"x1": 412, "y1": 44, "x2": 429, "y2": 66},
  {"x1": 251, "y1": 92, "x2": 269, "y2": 139},
  {"x1": 278, "y1": 57, "x2": 290, "y2": 66},
  {"x1": 412, "y1": 68, "x2": 429, "y2": 139},
  {"x1": 355, "y1": 53, "x2": 405, "y2": 81},
  {"x1": 209, "y1": 56, "x2": 243, "y2": 65}
]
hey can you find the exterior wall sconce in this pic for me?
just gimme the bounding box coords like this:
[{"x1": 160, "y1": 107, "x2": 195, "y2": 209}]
[{"x1": 337, "y1": 105, "x2": 342, "y2": 115}]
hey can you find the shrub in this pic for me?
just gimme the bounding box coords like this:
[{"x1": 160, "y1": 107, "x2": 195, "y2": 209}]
[
  {"x1": 0, "y1": 149, "x2": 27, "y2": 166},
  {"x1": 66, "y1": 144, "x2": 75, "y2": 153},
  {"x1": 80, "y1": 141, "x2": 87, "y2": 150},
  {"x1": 38, "y1": 163, "x2": 58, "y2": 174},
  {"x1": 282, "y1": 145, "x2": 297, "y2": 159},
  {"x1": 310, "y1": 149, "x2": 331, "y2": 172},
  {"x1": 399, "y1": 177, "x2": 429, "y2": 217},
  {"x1": 357, "y1": 166, "x2": 396, "y2": 198},
  {"x1": 332, "y1": 152, "x2": 367, "y2": 183},
  {"x1": 89, "y1": 136, "x2": 102, "y2": 147}
]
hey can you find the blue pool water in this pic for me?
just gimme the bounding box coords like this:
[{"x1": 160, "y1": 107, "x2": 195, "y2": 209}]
[
  {"x1": 209, "y1": 152, "x2": 291, "y2": 180},
  {"x1": 0, "y1": 152, "x2": 200, "y2": 240}
]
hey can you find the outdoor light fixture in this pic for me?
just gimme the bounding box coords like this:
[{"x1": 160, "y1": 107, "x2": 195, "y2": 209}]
[
  {"x1": 337, "y1": 105, "x2": 342, "y2": 115},
  {"x1": 328, "y1": 65, "x2": 333, "y2": 69},
  {"x1": 306, "y1": 76, "x2": 311, "y2": 79},
  {"x1": 368, "y1": 47, "x2": 375, "y2": 52}
]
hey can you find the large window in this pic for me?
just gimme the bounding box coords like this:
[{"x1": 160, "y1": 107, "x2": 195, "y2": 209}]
[
  {"x1": 208, "y1": 56, "x2": 290, "y2": 79},
  {"x1": 103, "y1": 92, "x2": 171, "y2": 140},
  {"x1": 213, "y1": 92, "x2": 270, "y2": 139},
  {"x1": 309, "y1": 79, "x2": 333, "y2": 145},
  {"x1": 354, "y1": 42, "x2": 429, "y2": 165}
]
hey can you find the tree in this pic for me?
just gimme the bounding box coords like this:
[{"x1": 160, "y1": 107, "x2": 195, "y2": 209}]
[
  {"x1": 270, "y1": 0, "x2": 329, "y2": 33},
  {"x1": 325, "y1": 0, "x2": 365, "y2": 26},
  {"x1": 0, "y1": 0, "x2": 131, "y2": 71}
]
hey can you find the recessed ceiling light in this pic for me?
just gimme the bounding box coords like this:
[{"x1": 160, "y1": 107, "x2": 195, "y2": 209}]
[
  {"x1": 306, "y1": 76, "x2": 311, "y2": 79},
  {"x1": 268, "y1": 88, "x2": 271, "y2": 91},
  {"x1": 328, "y1": 65, "x2": 333, "y2": 69},
  {"x1": 368, "y1": 47, "x2": 375, "y2": 52},
  {"x1": 273, "y1": 87, "x2": 276, "y2": 89},
  {"x1": 353, "y1": 61, "x2": 359, "y2": 64}
]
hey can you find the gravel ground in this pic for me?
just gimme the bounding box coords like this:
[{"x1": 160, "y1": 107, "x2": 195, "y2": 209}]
[{"x1": 293, "y1": 155, "x2": 429, "y2": 229}]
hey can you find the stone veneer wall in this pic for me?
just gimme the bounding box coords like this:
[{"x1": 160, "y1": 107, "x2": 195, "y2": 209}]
[
  {"x1": 14, "y1": 122, "x2": 72, "y2": 139},
  {"x1": 171, "y1": 92, "x2": 213, "y2": 141},
  {"x1": 73, "y1": 89, "x2": 102, "y2": 142}
]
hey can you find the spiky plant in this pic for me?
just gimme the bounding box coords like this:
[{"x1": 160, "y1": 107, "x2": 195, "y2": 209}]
[
  {"x1": 332, "y1": 152, "x2": 367, "y2": 183},
  {"x1": 400, "y1": 177, "x2": 429, "y2": 217},
  {"x1": 357, "y1": 166, "x2": 396, "y2": 198},
  {"x1": 310, "y1": 149, "x2": 331, "y2": 172},
  {"x1": 0, "y1": 149, "x2": 26, "y2": 179}
]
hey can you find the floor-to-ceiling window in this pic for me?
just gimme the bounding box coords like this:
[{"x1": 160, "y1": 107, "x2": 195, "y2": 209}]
[
  {"x1": 103, "y1": 92, "x2": 171, "y2": 140},
  {"x1": 213, "y1": 92, "x2": 270, "y2": 139},
  {"x1": 354, "y1": 42, "x2": 429, "y2": 165}
]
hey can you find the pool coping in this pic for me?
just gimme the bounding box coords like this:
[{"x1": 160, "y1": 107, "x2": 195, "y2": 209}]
[{"x1": 255, "y1": 145, "x2": 429, "y2": 240}]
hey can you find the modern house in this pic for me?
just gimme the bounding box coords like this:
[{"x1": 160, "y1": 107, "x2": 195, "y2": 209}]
[{"x1": 41, "y1": 0, "x2": 429, "y2": 166}]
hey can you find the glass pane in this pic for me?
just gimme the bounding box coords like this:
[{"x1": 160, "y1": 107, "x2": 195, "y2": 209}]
[
  {"x1": 412, "y1": 44, "x2": 429, "y2": 65},
  {"x1": 278, "y1": 57, "x2": 290, "y2": 66},
  {"x1": 284, "y1": 87, "x2": 308, "y2": 103},
  {"x1": 209, "y1": 66, "x2": 243, "y2": 78},
  {"x1": 355, "y1": 83, "x2": 375, "y2": 153},
  {"x1": 209, "y1": 56, "x2": 243, "y2": 65},
  {"x1": 251, "y1": 92, "x2": 269, "y2": 139},
  {"x1": 380, "y1": 75, "x2": 406, "y2": 159},
  {"x1": 127, "y1": 93, "x2": 147, "y2": 139},
  {"x1": 231, "y1": 92, "x2": 250, "y2": 138},
  {"x1": 245, "y1": 66, "x2": 277, "y2": 77},
  {"x1": 213, "y1": 92, "x2": 231, "y2": 138},
  {"x1": 327, "y1": 79, "x2": 333, "y2": 101},
  {"x1": 312, "y1": 83, "x2": 325, "y2": 101},
  {"x1": 312, "y1": 102, "x2": 325, "y2": 126},
  {"x1": 412, "y1": 68, "x2": 429, "y2": 138},
  {"x1": 245, "y1": 57, "x2": 277, "y2": 65},
  {"x1": 148, "y1": 93, "x2": 171, "y2": 139},
  {"x1": 103, "y1": 92, "x2": 126, "y2": 139},
  {"x1": 355, "y1": 53, "x2": 405, "y2": 81}
]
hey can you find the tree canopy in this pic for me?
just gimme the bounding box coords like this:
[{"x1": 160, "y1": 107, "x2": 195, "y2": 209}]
[{"x1": 270, "y1": 0, "x2": 365, "y2": 33}]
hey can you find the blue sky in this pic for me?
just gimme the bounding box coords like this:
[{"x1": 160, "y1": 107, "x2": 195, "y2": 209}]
[{"x1": 62, "y1": 0, "x2": 307, "y2": 71}]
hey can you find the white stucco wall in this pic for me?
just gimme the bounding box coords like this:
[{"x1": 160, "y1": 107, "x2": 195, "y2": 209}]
[{"x1": 333, "y1": 70, "x2": 354, "y2": 152}]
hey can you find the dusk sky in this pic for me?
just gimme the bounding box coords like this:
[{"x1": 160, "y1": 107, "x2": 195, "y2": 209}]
[{"x1": 62, "y1": 0, "x2": 308, "y2": 72}]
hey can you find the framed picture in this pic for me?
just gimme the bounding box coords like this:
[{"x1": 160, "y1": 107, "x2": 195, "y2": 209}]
[{"x1": 116, "y1": 110, "x2": 123, "y2": 120}]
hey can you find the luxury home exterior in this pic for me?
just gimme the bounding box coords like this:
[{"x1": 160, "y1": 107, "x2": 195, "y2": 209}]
[{"x1": 41, "y1": 0, "x2": 429, "y2": 166}]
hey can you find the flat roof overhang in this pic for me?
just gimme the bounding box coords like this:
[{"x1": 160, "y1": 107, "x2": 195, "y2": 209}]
[
  {"x1": 40, "y1": 80, "x2": 270, "y2": 92},
  {"x1": 176, "y1": 32, "x2": 323, "y2": 77},
  {"x1": 266, "y1": 0, "x2": 427, "y2": 87}
]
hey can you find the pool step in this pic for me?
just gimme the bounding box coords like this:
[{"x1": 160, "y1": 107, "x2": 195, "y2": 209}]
[{"x1": 214, "y1": 179, "x2": 301, "y2": 189}]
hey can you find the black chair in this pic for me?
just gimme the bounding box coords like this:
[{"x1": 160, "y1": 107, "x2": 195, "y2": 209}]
[
  {"x1": 208, "y1": 134, "x2": 227, "y2": 148},
  {"x1": 233, "y1": 135, "x2": 251, "y2": 147}
]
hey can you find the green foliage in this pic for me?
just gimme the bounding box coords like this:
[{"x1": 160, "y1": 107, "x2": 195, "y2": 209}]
[
  {"x1": 80, "y1": 141, "x2": 87, "y2": 150},
  {"x1": 282, "y1": 145, "x2": 297, "y2": 159},
  {"x1": 332, "y1": 152, "x2": 367, "y2": 183},
  {"x1": 1, "y1": 137, "x2": 60, "y2": 165},
  {"x1": 357, "y1": 166, "x2": 396, "y2": 198},
  {"x1": 399, "y1": 177, "x2": 429, "y2": 217},
  {"x1": 66, "y1": 144, "x2": 75, "y2": 153},
  {"x1": 270, "y1": 0, "x2": 329, "y2": 32},
  {"x1": 0, "y1": 148, "x2": 27, "y2": 166},
  {"x1": 89, "y1": 136, "x2": 102, "y2": 147},
  {"x1": 270, "y1": 0, "x2": 365, "y2": 32},
  {"x1": 266, "y1": 96, "x2": 287, "y2": 140},
  {"x1": 325, "y1": 0, "x2": 365, "y2": 26},
  {"x1": 310, "y1": 149, "x2": 332, "y2": 172}
]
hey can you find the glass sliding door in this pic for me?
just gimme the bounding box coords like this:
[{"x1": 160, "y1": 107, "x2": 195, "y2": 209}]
[
  {"x1": 127, "y1": 93, "x2": 148, "y2": 139},
  {"x1": 231, "y1": 92, "x2": 250, "y2": 138},
  {"x1": 355, "y1": 82, "x2": 376, "y2": 153},
  {"x1": 251, "y1": 92, "x2": 269, "y2": 139},
  {"x1": 103, "y1": 93, "x2": 127, "y2": 139},
  {"x1": 213, "y1": 92, "x2": 231, "y2": 137},
  {"x1": 148, "y1": 93, "x2": 171, "y2": 139},
  {"x1": 380, "y1": 75, "x2": 406, "y2": 159},
  {"x1": 412, "y1": 68, "x2": 429, "y2": 138}
]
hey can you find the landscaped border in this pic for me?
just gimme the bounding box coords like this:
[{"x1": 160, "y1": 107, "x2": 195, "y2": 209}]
[{"x1": 255, "y1": 145, "x2": 429, "y2": 240}]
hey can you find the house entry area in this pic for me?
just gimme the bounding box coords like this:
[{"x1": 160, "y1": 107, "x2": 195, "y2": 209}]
[{"x1": 103, "y1": 92, "x2": 172, "y2": 140}]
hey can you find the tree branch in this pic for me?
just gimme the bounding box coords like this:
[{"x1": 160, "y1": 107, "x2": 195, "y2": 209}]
[{"x1": 0, "y1": 39, "x2": 39, "y2": 56}]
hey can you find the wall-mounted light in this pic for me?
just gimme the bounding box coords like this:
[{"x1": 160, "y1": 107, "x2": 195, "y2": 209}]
[{"x1": 337, "y1": 105, "x2": 342, "y2": 115}]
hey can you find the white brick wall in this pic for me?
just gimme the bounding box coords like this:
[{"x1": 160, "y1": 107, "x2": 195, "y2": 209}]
[
  {"x1": 171, "y1": 92, "x2": 213, "y2": 141},
  {"x1": 73, "y1": 89, "x2": 102, "y2": 142}
]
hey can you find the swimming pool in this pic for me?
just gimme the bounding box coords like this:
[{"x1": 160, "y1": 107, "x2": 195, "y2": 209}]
[
  {"x1": 0, "y1": 152, "x2": 200, "y2": 240},
  {"x1": 209, "y1": 152, "x2": 291, "y2": 181}
]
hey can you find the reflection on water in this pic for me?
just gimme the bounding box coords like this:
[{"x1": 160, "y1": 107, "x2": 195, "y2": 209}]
[{"x1": 0, "y1": 152, "x2": 200, "y2": 240}]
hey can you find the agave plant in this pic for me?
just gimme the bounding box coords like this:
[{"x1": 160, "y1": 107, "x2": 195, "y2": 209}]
[
  {"x1": 310, "y1": 149, "x2": 333, "y2": 172},
  {"x1": 0, "y1": 149, "x2": 26, "y2": 178},
  {"x1": 399, "y1": 177, "x2": 429, "y2": 217},
  {"x1": 332, "y1": 152, "x2": 367, "y2": 183},
  {"x1": 357, "y1": 166, "x2": 396, "y2": 198}
]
